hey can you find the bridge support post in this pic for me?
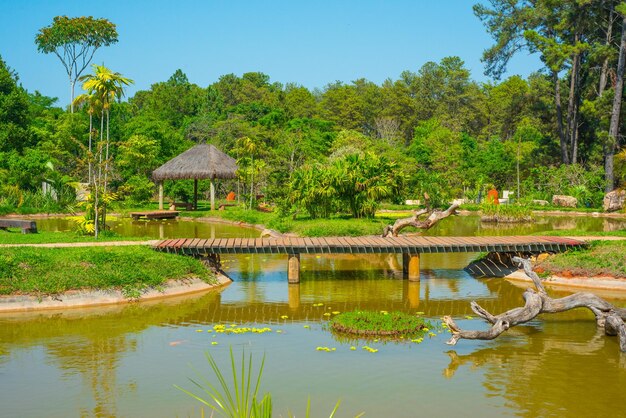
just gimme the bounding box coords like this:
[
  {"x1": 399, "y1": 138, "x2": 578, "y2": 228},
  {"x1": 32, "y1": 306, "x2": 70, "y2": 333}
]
[
  {"x1": 404, "y1": 281, "x2": 421, "y2": 308},
  {"x1": 288, "y1": 253, "x2": 300, "y2": 284},
  {"x1": 403, "y1": 253, "x2": 420, "y2": 281},
  {"x1": 288, "y1": 284, "x2": 301, "y2": 308}
]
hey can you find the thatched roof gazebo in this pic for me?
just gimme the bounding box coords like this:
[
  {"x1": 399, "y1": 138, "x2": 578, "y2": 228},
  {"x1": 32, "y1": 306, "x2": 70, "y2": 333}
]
[{"x1": 152, "y1": 144, "x2": 238, "y2": 210}]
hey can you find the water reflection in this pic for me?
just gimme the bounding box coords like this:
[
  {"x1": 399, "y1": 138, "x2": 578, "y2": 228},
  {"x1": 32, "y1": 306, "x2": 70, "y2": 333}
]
[
  {"x1": 35, "y1": 213, "x2": 626, "y2": 240},
  {"x1": 444, "y1": 323, "x2": 626, "y2": 418},
  {"x1": 2, "y1": 216, "x2": 625, "y2": 417}
]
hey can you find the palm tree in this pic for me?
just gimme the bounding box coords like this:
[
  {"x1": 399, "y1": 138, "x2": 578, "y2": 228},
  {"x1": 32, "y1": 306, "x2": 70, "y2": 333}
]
[
  {"x1": 73, "y1": 92, "x2": 102, "y2": 184},
  {"x1": 77, "y1": 64, "x2": 133, "y2": 237}
]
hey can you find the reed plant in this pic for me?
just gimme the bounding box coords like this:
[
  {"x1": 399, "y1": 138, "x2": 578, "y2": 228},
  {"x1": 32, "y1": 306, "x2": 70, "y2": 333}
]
[
  {"x1": 177, "y1": 348, "x2": 355, "y2": 418},
  {"x1": 480, "y1": 203, "x2": 533, "y2": 223}
]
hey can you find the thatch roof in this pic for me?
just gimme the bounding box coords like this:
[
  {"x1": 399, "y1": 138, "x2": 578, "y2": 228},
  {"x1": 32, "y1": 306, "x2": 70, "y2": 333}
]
[{"x1": 152, "y1": 144, "x2": 238, "y2": 181}]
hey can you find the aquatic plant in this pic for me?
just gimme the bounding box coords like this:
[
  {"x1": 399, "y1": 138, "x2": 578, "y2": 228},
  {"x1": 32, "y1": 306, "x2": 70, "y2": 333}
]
[
  {"x1": 329, "y1": 310, "x2": 432, "y2": 338},
  {"x1": 177, "y1": 347, "x2": 357, "y2": 417},
  {"x1": 176, "y1": 347, "x2": 272, "y2": 418},
  {"x1": 480, "y1": 203, "x2": 533, "y2": 223}
]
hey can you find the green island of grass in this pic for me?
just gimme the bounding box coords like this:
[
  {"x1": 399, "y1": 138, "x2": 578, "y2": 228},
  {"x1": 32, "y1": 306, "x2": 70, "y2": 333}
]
[
  {"x1": 330, "y1": 310, "x2": 433, "y2": 337},
  {"x1": 0, "y1": 246, "x2": 215, "y2": 297}
]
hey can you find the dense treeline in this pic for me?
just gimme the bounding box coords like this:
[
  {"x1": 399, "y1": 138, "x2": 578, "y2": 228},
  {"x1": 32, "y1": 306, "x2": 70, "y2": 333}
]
[{"x1": 2, "y1": 1, "x2": 626, "y2": 219}]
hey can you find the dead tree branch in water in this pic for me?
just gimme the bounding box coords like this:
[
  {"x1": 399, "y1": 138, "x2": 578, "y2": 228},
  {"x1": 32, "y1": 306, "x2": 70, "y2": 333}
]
[
  {"x1": 382, "y1": 202, "x2": 459, "y2": 237},
  {"x1": 443, "y1": 256, "x2": 626, "y2": 352}
]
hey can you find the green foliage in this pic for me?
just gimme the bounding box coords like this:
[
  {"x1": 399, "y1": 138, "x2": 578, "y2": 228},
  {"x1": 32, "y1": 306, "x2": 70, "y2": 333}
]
[
  {"x1": 0, "y1": 56, "x2": 32, "y2": 153},
  {"x1": 522, "y1": 164, "x2": 605, "y2": 207},
  {"x1": 480, "y1": 203, "x2": 533, "y2": 222},
  {"x1": 288, "y1": 153, "x2": 403, "y2": 219},
  {"x1": 176, "y1": 348, "x2": 349, "y2": 418},
  {"x1": 35, "y1": 16, "x2": 118, "y2": 54},
  {"x1": 118, "y1": 175, "x2": 154, "y2": 204},
  {"x1": 176, "y1": 348, "x2": 272, "y2": 418},
  {"x1": 0, "y1": 183, "x2": 73, "y2": 215},
  {"x1": 116, "y1": 134, "x2": 160, "y2": 178}
]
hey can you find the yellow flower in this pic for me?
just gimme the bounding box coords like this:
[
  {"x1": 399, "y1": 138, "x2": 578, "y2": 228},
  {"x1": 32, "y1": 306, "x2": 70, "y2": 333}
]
[
  {"x1": 332, "y1": 311, "x2": 340, "y2": 315},
  {"x1": 195, "y1": 330, "x2": 203, "y2": 333},
  {"x1": 303, "y1": 325, "x2": 310, "y2": 329},
  {"x1": 323, "y1": 313, "x2": 331, "y2": 316},
  {"x1": 280, "y1": 315, "x2": 289, "y2": 319},
  {"x1": 211, "y1": 342, "x2": 218, "y2": 345},
  {"x1": 350, "y1": 346, "x2": 356, "y2": 350}
]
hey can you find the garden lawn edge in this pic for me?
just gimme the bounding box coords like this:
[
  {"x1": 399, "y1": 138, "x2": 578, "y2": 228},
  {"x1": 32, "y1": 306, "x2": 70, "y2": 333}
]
[
  {"x1": 0, "y1": 273, "x2": 231, "y2": 313},
  {"x1": 505, "y1": 270, "x2": 626, "y2": 293}
]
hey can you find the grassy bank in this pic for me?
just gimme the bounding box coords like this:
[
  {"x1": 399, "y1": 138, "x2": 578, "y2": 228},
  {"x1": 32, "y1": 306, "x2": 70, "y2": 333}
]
[
  {"x1": 181, "y1": 206, "x2": 393, "y2": 236},
  {"x1": 539, "y1": 241, "x2": 626, "y2": 279},
  {"x1": 534, "y1": 230, "x2": 626, "y2": 237},
  {"x1": 0, "y1": 246, "x2": 215, "y2": 296}
]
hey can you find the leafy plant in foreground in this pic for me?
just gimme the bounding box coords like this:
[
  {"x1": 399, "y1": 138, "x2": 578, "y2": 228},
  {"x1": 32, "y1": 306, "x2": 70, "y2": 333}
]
[
  {"x1": 176, "y1": 348, "x2": 355, "y2": 417},
  {"x1": 176, "y1": 348, "x2": 272, "y2": 418}
]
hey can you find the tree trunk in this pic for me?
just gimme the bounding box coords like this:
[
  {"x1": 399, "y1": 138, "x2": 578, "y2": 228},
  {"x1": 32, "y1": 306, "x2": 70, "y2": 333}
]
[
  {"x1": 70, "y1": 78, "x2": 75, "y2": 114},
  {"x1": 566, "y1": 42, "x2": 581, "y2": 164},
  {"x1": 382, "y1": 203, "x2": 459, "y2": 237},
  {"x1": 553, "y1": 70, "x2": 569, "y2": 164},
  {"x1": 443, "y1": 256, "x2": 626, "y2": 352},
  {"x1": 88, "y1": 112, "x2": 93, "y2": 184},
  {"x1": 599, "y1": 2, "x2": 615, "y2": 96},
  {"x1": 606, "y1": 14, "x2": 626, "y2": 192}
]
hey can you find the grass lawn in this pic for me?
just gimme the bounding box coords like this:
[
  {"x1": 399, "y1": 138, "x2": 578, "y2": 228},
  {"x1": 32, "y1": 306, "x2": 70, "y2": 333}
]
[
  {"x1": 0, "y1": 246, "x2": 215, "y2": 296},
  {"x1": 539, "y1": 241, "x2": 626, "y2": 279},
  {"x1": 159, "y1": 204, "x2": 397, "y2": 236}
]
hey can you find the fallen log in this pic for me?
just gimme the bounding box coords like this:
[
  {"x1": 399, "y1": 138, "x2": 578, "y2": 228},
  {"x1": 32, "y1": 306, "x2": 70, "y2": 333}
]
[
  {"x1": 443, "y1": 256, "x2": 626, "y2": 352},
  {"x1": 382, "y1": 203, "x2": 459, "y2": 237}
]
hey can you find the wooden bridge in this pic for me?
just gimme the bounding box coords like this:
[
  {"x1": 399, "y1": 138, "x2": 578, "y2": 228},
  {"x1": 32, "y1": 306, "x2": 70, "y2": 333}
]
[{"x1": 155, "y1": 235, "x2": 584, "y2": 283}]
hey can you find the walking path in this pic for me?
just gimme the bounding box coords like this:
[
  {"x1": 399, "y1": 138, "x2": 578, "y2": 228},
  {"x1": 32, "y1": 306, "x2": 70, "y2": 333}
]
[{"x1": 0, "y1": 240, "x2": 159, "y2": 248}]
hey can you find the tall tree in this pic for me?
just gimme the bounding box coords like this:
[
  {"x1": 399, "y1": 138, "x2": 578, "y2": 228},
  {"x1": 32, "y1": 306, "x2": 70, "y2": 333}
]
[
  {"x1": 475, "y1": 0, "x2": 593, "y2": 164},
  {"x1": 35, "y1": 16, "x2": 118, "y2": 113},
  {"x1": 606, "y1": 2, "x2": 626, "y2": 191},
  {"x1": 78, "y1": 64, "x2": 133, "y2": 237}
]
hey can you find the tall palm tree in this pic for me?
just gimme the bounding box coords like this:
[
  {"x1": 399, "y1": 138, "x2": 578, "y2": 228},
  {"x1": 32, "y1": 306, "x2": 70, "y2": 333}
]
[
  {"x1": 78, "y1": 64, "x2": 133, "y2": 237},
  {"x1": 73, "y1": 92, "x2": 102, "y2": 184}
]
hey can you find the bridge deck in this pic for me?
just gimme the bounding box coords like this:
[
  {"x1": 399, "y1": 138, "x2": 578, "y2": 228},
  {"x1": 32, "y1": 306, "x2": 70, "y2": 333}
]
[{"x1": 155, "y1": 235, "x2": 584, "y2": 256}]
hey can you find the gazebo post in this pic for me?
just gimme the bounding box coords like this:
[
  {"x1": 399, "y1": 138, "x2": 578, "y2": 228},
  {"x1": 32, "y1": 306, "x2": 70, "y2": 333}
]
[
  {"x1": 210, "y1": 179, "x2": 215, "y2": 211},
  {"x1": 193, "y1": 179, "x2": 198, "y2": 211},
  {"x1": 158, "y1": 181, "x2": 164, "y2": 210}
]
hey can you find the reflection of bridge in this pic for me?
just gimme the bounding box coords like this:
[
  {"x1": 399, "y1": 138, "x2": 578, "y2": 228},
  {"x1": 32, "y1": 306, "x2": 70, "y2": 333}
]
[{"x1": 155, "y1": 236, "x2": 585, "y2": 283}]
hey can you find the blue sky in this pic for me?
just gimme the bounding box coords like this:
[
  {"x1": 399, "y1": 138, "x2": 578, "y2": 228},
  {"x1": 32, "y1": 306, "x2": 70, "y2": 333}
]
[{"x1": 0, "y1": 0, "x2": 540, "y2": 105}]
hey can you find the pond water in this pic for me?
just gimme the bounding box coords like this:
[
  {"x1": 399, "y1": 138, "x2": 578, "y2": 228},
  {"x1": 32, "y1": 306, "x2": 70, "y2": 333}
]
[{"x1": 1, "y1": 215, "x2": 625, "y2": 417}]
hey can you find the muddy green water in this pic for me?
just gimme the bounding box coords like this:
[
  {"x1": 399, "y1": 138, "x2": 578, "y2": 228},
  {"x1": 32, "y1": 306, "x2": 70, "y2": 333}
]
[{"x1": 1, "y1": 215, "x2": 625, "y2": 417}]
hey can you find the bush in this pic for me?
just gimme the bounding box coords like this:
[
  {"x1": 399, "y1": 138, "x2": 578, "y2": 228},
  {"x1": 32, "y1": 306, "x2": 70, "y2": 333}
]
[
  {"x1": 522, "y1": 164, "x2": 605, "y2": 207},
  {"x1": 119, "y1": 175, "x2": 155, "y2": 204}
]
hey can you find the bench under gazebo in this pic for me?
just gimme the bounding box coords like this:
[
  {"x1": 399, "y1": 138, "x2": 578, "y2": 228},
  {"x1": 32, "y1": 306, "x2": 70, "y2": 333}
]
[{"x1": 152, "y1": 144, "x2": 238, "y2": 211}]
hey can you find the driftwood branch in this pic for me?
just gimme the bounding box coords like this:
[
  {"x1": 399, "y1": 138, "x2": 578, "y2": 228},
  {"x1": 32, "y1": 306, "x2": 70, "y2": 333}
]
[
  {"x1": 382, "y1": 203, "x2": 459, "y2": 237},
  {"x1": 444, "y1": 256, "x2": 626, "y2": 352}
]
